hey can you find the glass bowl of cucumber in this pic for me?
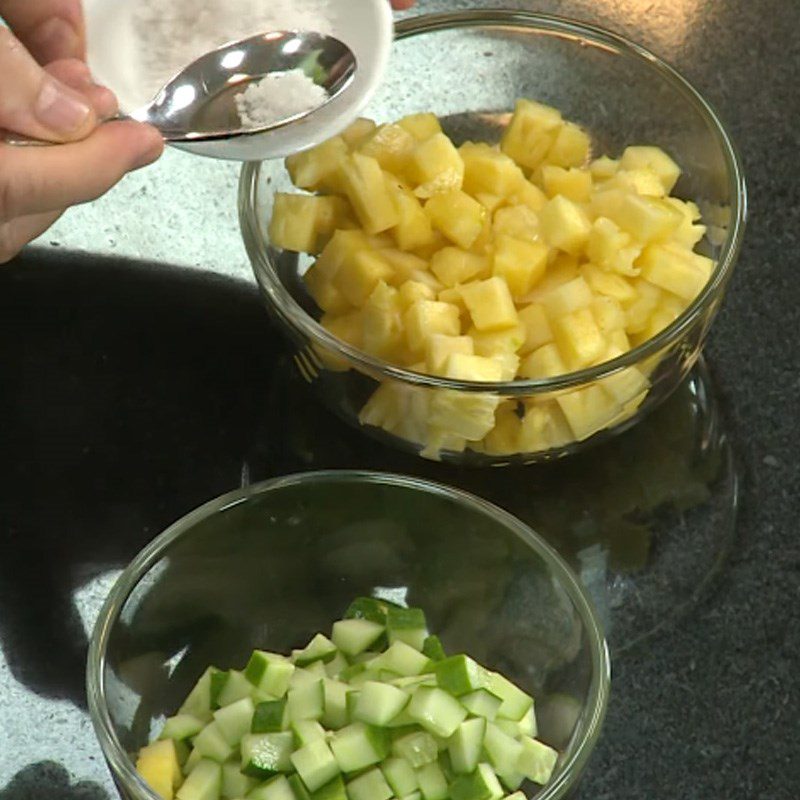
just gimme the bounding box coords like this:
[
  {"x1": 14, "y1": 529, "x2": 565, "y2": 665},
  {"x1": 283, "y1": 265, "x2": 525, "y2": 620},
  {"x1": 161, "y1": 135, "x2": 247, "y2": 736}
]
[
  {"x1": 238, "y1": 10, "x2": 746, "y2": 466},
  {"x1": 87, "y1": 471, "x2": 610, "y2": 800}
]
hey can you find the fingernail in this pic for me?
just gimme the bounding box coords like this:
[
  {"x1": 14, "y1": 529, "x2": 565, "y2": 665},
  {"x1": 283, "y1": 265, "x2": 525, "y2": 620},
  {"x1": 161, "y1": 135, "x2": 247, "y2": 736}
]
[
  {"x1": 29, "y1": 17, "x2": 82, "y2": 62},
  {"x1": 93, "y1": 85, "x2": 120, "y2": 120},
  {"x1": 36, "y1": 79, "x2": 92, "y2": 134}
]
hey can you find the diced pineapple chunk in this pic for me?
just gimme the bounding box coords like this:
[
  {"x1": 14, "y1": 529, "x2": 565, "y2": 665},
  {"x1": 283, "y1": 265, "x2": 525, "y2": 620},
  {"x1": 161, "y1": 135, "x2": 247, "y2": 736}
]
[
  {"x1": 492, "y1": 351, "x2": 520, "y2": 380},
  {"x1": 333, "y1": 248, "x2": 394, "y2": 306},
  {"x1": 337, "y1": 152, "x2": 400, "y2": 234},
  {"x1": 509, "y1": 180, "x2": 548, "y2": 211},
  {"x1": 523, "y1": 253, "x2": 580, "y2": 303},
  {"x1": 551, "y1": 307, "x2": 607, "y2": 369},
  {"x1": 444, "y1": 352, "x2": 504, "y2": 382},
  {"x1": 460, "y1": 142, "x2": 526, "y2": 198},
  {"x1": 620, "y1": 145, "x2": 681, "y2": 193},
  {"x1": 321, "y1": 309, "x2": 363, "y2": 350},
  {"x1": 304, "y1": 265, "x2": 352, "y2": 315},
  {"x1": 430, "y1": 247, "x2": 489, "y2": 287},
  {"x1": 425, "y1": 190, "x2": 486, "y2": 249},
  {"x1": 623, "y1": 278, "x2": 663, "y2": 333},
  {"x1": 501, "y1": 99, "x2": 563, "y2": 170},
  {"x1": 637, "y1": 242, "x2": 712, "y2": 300},
  {"x1": 341, "y1": 117, "x2": 378, "y2": 149},
  {"x1": 540, "y1": 165, "x2": 592, "y2": 202},
  {"x1": 539, "y1": 276, "x2": 593, "y2": 317},
  {"x1": 403, "y1": 299, "x2": 461, "y2": 353},
  {"x1": 609, "y1": 168, "x2": 666, "y2": 197},
  {"x1": 438, "y1": 286, "x2": 469, "y2": 318},
  {"x1": 581, "y1": 263, "x2": 638, "y2": 303},
  {"x1": 460, "y1": 276, "x2": 519, "y2": 331},
  {"x1": 407, "y1": 133, "x2": 465, "y2": 197},
  {"x1": 286, "y1": 136, "x2": 348, "y2": 192},
  {"x1": 360, "y1": 381, "x2": 430, "y2": 445},
  {"x1": 379, "y1": 249, "x2": 429, "y2": 285},
  {"x1": 664, "y1": 197, "x2": 707, "y2": 248},
  {"x1": 269, "y1": 194, "x2": 351, "y2": 254},
  {"x1": 590, "y1": 295, "x2": 626, "y2": 333},
  {"x1": 399, "y1": 279, "x2": 436, "y2": 308},
  {"x1": 546, "y1": 121, "x2": 591, "y2": 168},
  {"x1": 359, "y1": 124, "x2": 416, "y2": 175},
  {"x1": 595, "y1": 346, "x2": 650, "y2": 405},
  {"x1": 517, "y1": 303, "x2": 554, "y2": 355},
  {"x1": 136, "y1": 740, "x2": 181, "y2": 800},
  {"x1": 398, "y1": 112, "x2": 443, "y2": 141},
  {"x1": 608, "y1": 328, "x2": 632, "y2": 352},
  {"x1": 362, "y1": 282, "x2": 404, "y2": 359},
  {"x1": 492, "y1": 204, "x2": 540, "y2": 243},
  {"x1": 556, "y1": 385, "x2": 622, "y2": 441},
  {"x1": 314, "y1": 229, "x2": 374, "y2": 282},
  {"x1": 518, "y1": 401, "x2": 572, "y2": 451},
  {"x1": 586, "y1": 217, "x2": 641, "y2": 276},
  {"x1": 492, "y1": 235, "x2": 548, "y2": 295},
  {"x1": 426, "y1": 334, "x2": 475, "y2": 374},
  {"x1": 468, "y1": 323, "x2": 526, "y2": 357},
  {"x1": 474, "y1": 192, "x2": 505, "y2": 213},
  {"x1": 539, "y1": 195, "x2": 591, "y2": 255},
  {"x1": 607, "y1": 193, "x2": 682, "y2": 244},
  {"x1": 518, "y1": 343, "x2": 567, "y2": 379},
  {"x1": 385, "y1": 177, "x2": 436, "y2": 252},
  {"x1": 482, "y1": 403, "x2": 523, "y2": 456},
  {"x1": 429, "y1": 389, "x2": 500, "y2": 442},
  {"x1": 589, "y1": 156, "x2": 620, "y2": 181}
]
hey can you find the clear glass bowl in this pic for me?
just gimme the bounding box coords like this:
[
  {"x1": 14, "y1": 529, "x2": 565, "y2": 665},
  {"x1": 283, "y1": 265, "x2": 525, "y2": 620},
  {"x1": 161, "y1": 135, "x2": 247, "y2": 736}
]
[
  {"x1": 87, "y1": 471, "x2": 610, "y2": 800},
  {"x1": 239, "y1": 11, "x2": 746, "y2": 465}
]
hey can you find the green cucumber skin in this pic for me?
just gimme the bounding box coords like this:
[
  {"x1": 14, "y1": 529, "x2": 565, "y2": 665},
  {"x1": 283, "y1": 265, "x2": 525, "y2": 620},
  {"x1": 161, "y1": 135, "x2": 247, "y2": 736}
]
[
  {"x1": 422, "y1": 636, "x2": 446, "y2": 662},
  {"x1": 252, "y1": 699, "x2": 288, "y2": 733}
]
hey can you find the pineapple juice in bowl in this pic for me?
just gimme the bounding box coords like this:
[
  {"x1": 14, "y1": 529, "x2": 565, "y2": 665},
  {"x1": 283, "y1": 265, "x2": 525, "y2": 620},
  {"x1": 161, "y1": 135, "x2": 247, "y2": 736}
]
[{"x1": 239, "y1": 10, "x2": 746, "y2": 465}]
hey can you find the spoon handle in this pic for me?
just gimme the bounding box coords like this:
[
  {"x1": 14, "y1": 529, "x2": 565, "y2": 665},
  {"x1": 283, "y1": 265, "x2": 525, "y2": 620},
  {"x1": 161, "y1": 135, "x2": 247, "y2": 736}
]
[{"x1": 4, "y1": 115, "x2": 128, "y2": 147}]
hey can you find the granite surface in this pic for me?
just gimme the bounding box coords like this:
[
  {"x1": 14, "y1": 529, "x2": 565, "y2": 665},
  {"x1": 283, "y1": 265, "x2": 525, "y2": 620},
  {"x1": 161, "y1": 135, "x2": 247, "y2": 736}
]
[{"x1": 3, "y1": 0, "x2": 800, "y2": 799}]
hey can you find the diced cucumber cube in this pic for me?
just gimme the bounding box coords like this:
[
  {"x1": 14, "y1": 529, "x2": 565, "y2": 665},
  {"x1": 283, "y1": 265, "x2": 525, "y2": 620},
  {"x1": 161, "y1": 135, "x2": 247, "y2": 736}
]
[
  {"x1": 501, "y1": 792, "x2": 526, "y2": 800},
  {"x1": 516, "y1": 736, "x2": 558, "y2": 785},
  {"x1": 422, "y1": 636, "x2": 446, "y2": 662},
  {"x1": 331, "y1": 620, "x2": 384, "y2": 656},
  {"x1": 347, "y1": 670, "x2": 381, "y2": 688},
  {"x1": 177, "y1": 758, "x2": 221, "y2": 800},
  {"x1": 416, "y1": 761, "x2": 448, "y2": 800},
  {"x1": 346, "y1": 767, "x2": 393, "y2": 800},
  {"x1": 383, "y1": 706, "x2": 417, "y2": 728},
  {"x1": 324, "y1": 652, "x2": 349, "y2": 679},
  {"x1": 449, "y1": 764, "x2": 504, "y2": 800},
  {"x1": 311, "y1": 775, "x2": 347, "y2": 800},
  {"x1": 184, "y1": 747, "x2": 203, "y2": 776},
  {"x1": 253, "y1": 700, "x2": 288, "y2": 733},
  {"x1": 288, "y1": 774, "x2": 312, "y2": 800},
  {"x1": 448, "y1": 718, "x2": 486, "y2": 774},
  {"x1": 483, "y1": 723, "x2": 523, "y2": 777},
  {"x1": 160, "y1": 714, "x2": 205, "y2": 742},
  {"x1": 291, "y1": 739, "x2": 340, "y2": 792},
  {"x1": 329, "y1": 722, "x2": 389, "y2": 772},
  {"x1": 293, "y1": 634, "x2": 338, "y2": 668},
  {"x1": 391, "y1": 731, "x2": 438, "y2": 768},
  {"x1": 304, "y1": 661, "x2": 328, "y2": 678},
  {"x1": 352, "y1": 681, "x2": 410, "y2": 726},
  {"x1": 486, "y1": 673, "x2": 532, "y2": 722},
  {"x1": 495, "y1": 767, "x2": 524, "y2": 793},
  {"x1": 345, "y1": 689, "x2": 360, "y2": 720},
  {"x1": 401, "y1": 793, "x2": 422, "y2": 800},
  {"x1": 321, "y1": 679, "x2": 350, "y2": 730},
  {"x1": 516, "y1": 706, "x2": 537, "y2": 738},
  {"x1": 435, "y1": 656, "x2": 489, "y2": 697},
  {"x1": 179, "y1": 668, "x2": 218, "y2": 722},
  {"x1": 240, "y1": 732, "x2": 294, "y2": 778},
  {"x1": 386, "y1": 607, "x2": 428, "y2": 651},
  {"x1": 391, "y1": 675, "x2": 437, "y2": 690},
  {"x1": 210, "y1": 670, "x2": 229, "y2": 710},
  {"x1": 290, "y1": 668, "x2": 323, "y2": 689},
  {"x1": 460, "y1": 690, "x2": 502, "y2": 722},
  {"x1": 287, "y1": 680, "x2": 324, "y2": 722},
  {"x1": 382, "y1": 757, "x2": 418, "y2": 796},
  {"x1": 221, "y1": 760, "x2": 257, "y2": 799},
  {"x1": 246, "y1": 652, "x2": 295, "y2": 699},
  {"x1": 374, "y1": 641, "x2": 430, "y2": 677},
  {"x1": 292, "y1": 720, "x2": 326, "y2": 747},
  {"x1": 349, "y1": 652, "x2": 382, "y2": 665},
  {"x1": 174, "y1": 740, "x2": 191, "y2": 768},
  {"x1": 248, "y1": 774, "x2": 295, "y2": 800},
  {"x1": 407, "y1": 687, "x2": 467, "y2": 738},
  {"x1": 193, "y1": 722, "x2": 235, "y2": 763},
  {"x1": 344, "y1": 597, "x2": 393, "y2": 625},
  {"x1": 214, "y1": 697, "x2": 255, "y2": 746},
  {"x1": 218, "y1": 671, "x2": 256, "y2": 708}
]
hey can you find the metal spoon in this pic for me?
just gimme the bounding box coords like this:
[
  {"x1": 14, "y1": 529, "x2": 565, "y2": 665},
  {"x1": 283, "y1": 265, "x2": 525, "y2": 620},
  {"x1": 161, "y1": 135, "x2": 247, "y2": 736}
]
[{"x1": 9, "y1": 30, "x2": 356, "y2": 148}]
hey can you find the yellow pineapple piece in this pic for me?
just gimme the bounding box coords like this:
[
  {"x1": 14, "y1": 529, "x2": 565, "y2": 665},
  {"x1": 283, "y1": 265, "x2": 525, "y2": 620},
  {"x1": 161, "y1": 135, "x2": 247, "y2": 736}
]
[
  {"x1": 586, "y1": 217, "x2": 641, "y2": 276},
  {"x1": 608, "y1": 328, "x2": 632, "y2": 352},
  {"x1": 518, "y1": 401, "x2": 573, "y2": 451},
  {"x1": 540, "y1": 165, "x2": 592, "y2": 202},
  {"x1": 539, "y1": 276, "x2": 593, "y2": 317},
  {"x1": 556, "y1": 385, "x2": 622, "y2": 441},
  {"x1": 337, "y1": 152, "x2": 400, "y2": 234},
  {"x1": 360, "y1": 381, "x2": 430, "y2": 445},
  {"x1": 546, "y1": 121, "x2": 591, "y2": 168},
  {"x1": 359, "y1": 124, "x2": 416, "y2": 175},
  {"x1": 429, "y1": 389, "x2": 499, "y2": 442},
  {"x1": 407, "y1": 133, "x2": 465, "y2": 198},
  {"x1": 286, "y1": 136, "x2": 348, "y2": 192},
  {"x1": 411, "y1": 230, "x2": 449, "y2": 260},
  {"x1": 403, "y1": 299, "x2": 461, "y2": 353},
  {"x1": 551, "y1": 307, "x2": 607, "y2": 369},
  {"x1": 589, "y1": 155, "x2": 620, "y2": 181},
  {"x1": 459, "y1": 142, "x2": 526, "y2": 198},
  {"x1": 341, "y1": 117, "x2": 378, "y2": 149},
  {"x1": 333, "y1": 248, "x2": 394, "y2": 306},
  {"x1": 483, "y1": 403, "x2": 523, "y2": 456},
  {"x1": 539, "y1": 195, "x2": 591, "y2": 255},
  {"x1": 501, "y1": 99, "x2": 563, "y2": 170},
  {"x1": 468, "y1": 323, "x2": 526, "y2": 357},
  {"x1": 664, "y1": 197, "x2": 707, "y2": 248},
  {"x1": 591, "y1": 295, "x2": 626, "y2": 333},
  {"x1": 517, "y1": 303, "x2": 554, "y2": 355},
  {"x1": 607, "y1": 193, "x2": 682, "y2": 244},
  {"x1": 426, "y1": 334, "x2": 474, "y2": 374},
  {"x1": 304, "y1": 265, "x2": 352, "y2": 315},
  {"x1": 421, "y1": 428, "x2": 469, "y2": 460},
  {"x1": 629, "y1": 304, "x2": 682, "y2": 346},
  {"x1": 460, "y1": 276, "x2": 519, "y2": 331},
  {"x1": 492, "y1": 204, "x2": 540, "y2": 243},
  {"x1": 522, "y1": 253, "x2": 580, "y2": 303},
  {"x1": 398, "y1": 112, "x2": 443, "y2": 141},
  {"x1": 474, "y1": 192, "x2": 505, "y2": 213},
  {"x1": 492, "y1": 235, "x2": 547, "y2": 296},
  {"x1": 491, "y1": 352, "x2": 520, "y2": 380},
  {"x1": 362, "y1": 282, "x2": 404, "y2": 359},
  {"x1": 268, "y1": 194, "x2": 351, "y2": 254},
  {"x1": 379, "y1": 249, "x2": 429, "y2": 285},
  {"x1": 321, "y1": 310, "x2": 364, "y2": 349},
  {"x1": 136, "y1": 740, "x2": 181, "y2": 800},
  {"x1": 430, "y1": 247, "x2": 489, "y2": 287},
  {"x1": 581, "y1": 263, "x2": 638, "y2": 303},
  {"x1": 384, "y1": 176, "x2": 434, "y2": 255},
  {"x1": 424, "y1": 190, "x2": 486, "y2": 249},
  {"x1": 443, "y1": 352, "x2": 504, "y2": 382},
  {"x1": 519, "y1": 342, "x2": 568, "y2": 380},
  {"x1": 620, "y1": 145, "x2": 681, "y2": 193},
  {"x1": 399, "y1": 279, "x2": 436, "y2": 308},
  {"x1": 314, "y1": 229, "x2": 374, "y2": 282},
  {"x1": 624, "y1": 278, "x2": 663, "y2": 333},
  {"x1": 595, "y1": 345, "x2": 650, "y2": 405},
  {"x1": 468, "y1": 215, "x2": 495, "y2": 256},
  {"x1": 609, "y1": 168, "x2": 666, "y2": 197},
  {"x1": 636, "y1": 242, "x2": 712, "y2": 300},
  {"x1": 509, "y1": 180, "x2": 548, "y2": 211},
  {"x1": 408, "y1": 268, "x2": 444, "y2": 294}
]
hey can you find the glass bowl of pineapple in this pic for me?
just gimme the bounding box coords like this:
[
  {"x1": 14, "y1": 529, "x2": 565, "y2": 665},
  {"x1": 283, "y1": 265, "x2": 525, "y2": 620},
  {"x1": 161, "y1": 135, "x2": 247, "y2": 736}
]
[{"x1": 238, "y1": 10, "x2": 746, "y2": 465}]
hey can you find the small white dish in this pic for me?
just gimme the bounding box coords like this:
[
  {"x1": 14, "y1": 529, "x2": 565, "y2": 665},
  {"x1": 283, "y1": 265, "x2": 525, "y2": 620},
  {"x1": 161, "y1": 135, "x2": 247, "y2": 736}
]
[{"x1": 83, "y1": 0, "x2": 394, "y2": 161}]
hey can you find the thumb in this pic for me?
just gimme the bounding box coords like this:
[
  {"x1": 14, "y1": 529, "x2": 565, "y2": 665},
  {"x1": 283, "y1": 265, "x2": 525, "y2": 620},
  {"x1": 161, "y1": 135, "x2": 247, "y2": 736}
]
[{"x1": 0, "y1": 27, "x2": 97, "y2": 142}]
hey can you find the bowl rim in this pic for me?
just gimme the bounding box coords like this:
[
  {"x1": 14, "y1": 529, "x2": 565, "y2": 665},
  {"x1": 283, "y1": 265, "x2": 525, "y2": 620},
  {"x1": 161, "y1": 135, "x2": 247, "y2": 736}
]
[
  {"x1": 87, "y1": 469, "x2": 611, "y2": 800},
  {"x1": 239, "y1": 8, "x2": 747, "y2": 396}
]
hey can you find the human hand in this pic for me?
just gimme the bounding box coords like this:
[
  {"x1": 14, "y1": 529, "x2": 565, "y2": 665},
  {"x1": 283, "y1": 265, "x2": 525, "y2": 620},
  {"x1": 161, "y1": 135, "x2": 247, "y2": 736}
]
[{"x1": 0, "y1": 1, "x2": 164, "y2": 264}]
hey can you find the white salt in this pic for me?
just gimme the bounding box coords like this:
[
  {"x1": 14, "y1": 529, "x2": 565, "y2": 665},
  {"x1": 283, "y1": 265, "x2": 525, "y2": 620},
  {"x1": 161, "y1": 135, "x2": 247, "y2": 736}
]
[
  {"x1": 132, "y1": 0, "x2": 334, "y2": 102},
  {"x1": 235, "y1": 69, "x2": 329, "y2": 129}
]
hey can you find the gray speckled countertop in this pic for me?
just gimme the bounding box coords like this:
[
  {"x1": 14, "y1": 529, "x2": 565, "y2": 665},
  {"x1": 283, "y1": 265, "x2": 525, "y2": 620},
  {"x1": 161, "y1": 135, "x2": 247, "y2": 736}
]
[{"x1": 7, "y1": 0, "x2": 800, "y2": 799}]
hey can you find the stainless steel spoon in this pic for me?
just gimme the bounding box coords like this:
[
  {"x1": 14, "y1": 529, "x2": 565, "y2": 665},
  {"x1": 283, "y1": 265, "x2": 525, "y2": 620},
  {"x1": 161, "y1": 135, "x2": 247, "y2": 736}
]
[{"x1": 9, "y1": 30, "x2": 356, "y2": 147}]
